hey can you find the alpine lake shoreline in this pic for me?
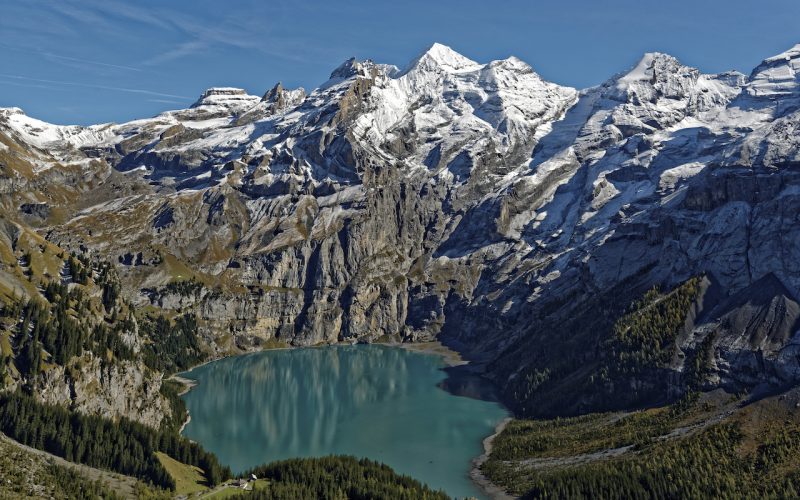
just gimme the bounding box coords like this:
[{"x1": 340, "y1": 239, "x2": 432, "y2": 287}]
[{"x1": 169, "y1": 339, "x2": 512, "y2": 500}]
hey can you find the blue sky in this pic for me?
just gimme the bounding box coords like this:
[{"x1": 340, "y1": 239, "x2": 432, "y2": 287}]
[{"x1": 1, "y1": 0, "x2": 798, "y2": 125}]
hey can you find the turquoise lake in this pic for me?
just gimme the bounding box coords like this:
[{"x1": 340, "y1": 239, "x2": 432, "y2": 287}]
[{"x1": 179, "y1": 345, "x2": 509, "y2": 499}]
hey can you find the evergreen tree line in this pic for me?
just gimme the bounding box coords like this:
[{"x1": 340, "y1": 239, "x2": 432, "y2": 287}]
[
  {"x1": 605, "y1": 277, "x2": 701, "y2": 377},
  {"x1": 163, "y1": 277, "x2": 204, "y2": 298},
  {"x1": 98, "y1": 265, "x2": 121, "y2": 312},
  {"x1": 44, "y1": 463, "x2": 121, "y2": 500},
  {"x1": 12, "y1": 283, "x2": 86, "y2": 375},
  {"x1": 498, "y1": 271, "x2": 701, "y2": 416},
  {"x1": 0, "y1": 392, "x2": 231, "y2": 490},
  {"x1": 510, "y1": 422, "x2": 800, "y2": 499},
  {"x1": 243, "y1": 456, "x2": 450, "y2": 500},
  {"x1": 67, "y1": 254, "x2": 90, "y2": 285},
  {"x1": 0, "y1": 355, "x2": 8, "y2": 388},
  {"x1": 489, "y1": 396, "x2": 696, "y2": 463},
  {"x1": 140, "y1": 313, "x2": 204, "y2": 375},
  {"x1": 1, "y1": 267, "x2": 204, "y2": 382},
  {"x1": 2, "y1": 281, "x2": 137, "y2": 379},
  {"x1": 158, "y1": 379, "x2": 189, "y2": 433}
]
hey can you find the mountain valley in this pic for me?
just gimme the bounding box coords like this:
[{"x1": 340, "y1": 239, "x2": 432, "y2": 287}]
[{"x1": 2, "y1": 41, "x2": 800, "y2": 498}]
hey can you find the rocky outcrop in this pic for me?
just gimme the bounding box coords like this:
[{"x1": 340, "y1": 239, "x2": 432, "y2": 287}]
[
  {"x1": 681, "y1": 274, "x2": 800, "y2": 390},
  {"x1": 37, "y1": 354, "x2": 167, "y2": 428}
]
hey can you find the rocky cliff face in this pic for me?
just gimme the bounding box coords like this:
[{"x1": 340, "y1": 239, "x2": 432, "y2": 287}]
[
  {"x1": 3, "y1": 43, "x2": 800, "y2": 416},
  {"x1": 37, "y1": 356, "x2": 167, "y2": 428}
]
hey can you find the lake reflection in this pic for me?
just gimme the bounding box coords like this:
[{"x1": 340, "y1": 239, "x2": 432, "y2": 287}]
[{"x1": 180, "y1": 345, "x2": 508, "y2": 499}]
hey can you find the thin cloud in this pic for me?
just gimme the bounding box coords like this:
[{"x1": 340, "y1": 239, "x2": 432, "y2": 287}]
[
  {"x1": 19, "y1": 0, "x2": 344, "y2": 70},
  {"x1": 0, "y1": 79, "x2": 68, "y2": 93},
  {"x1": 0, "y1": 74, "x2": 190, "y2": 100},
  {"x1": 147, "y1": 98, "x2": 187, "y2": 105},
  {"x1": 134, "y1": 3, "x2": 342, "y2": 67},
  {"x1": 0, "y1": 42, "x2": 141, "y2": 74},
  {"x1": 142, "y1": 40, "x2": 208, "y2": 67},
  {"x1": 140, "y1": 25, "x2": 340, "y2": 68},
  {"x1": 49, "y1": 0, "x2": 174, "y2": 33},
  {"x1": 42, "y1": 52, "x2": 142, "y2": 72},
  {"x1": 90, "y1": 0, "x2": 177, "y2": 32}
]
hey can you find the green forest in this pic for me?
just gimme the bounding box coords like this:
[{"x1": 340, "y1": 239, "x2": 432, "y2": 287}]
[
  {"x1": 0, "y1": 250, "x2": 456, "y2": 499},
  {"x1": 605, "y1": 277, "x2": 701, "y2": 377},
  {"x1": 140, "y1": 313, "x2": 204, "y2": 375},
  {"x1": 497, "y1": 274, "x2": 706, "y2": 417},
  {"x1": 484, "y1": 396, "x2": 800, "y2": 499},
  {"x1": 0, "y1": 391, "x2": 231, "y2": 490},
  {"x1": 243, "y1": 456, "x2": 451, "y2": 500},
  {"x1": 41, "y1": 464, "x2": 122, "y2": 500},
  {"x1": 0, "y1": 430, "x2": 125, "y2": 499},
  {"x1": 0, "y1": 256, "x2": 205, "y2": 385},
  {"x1": 0, "y1": 250, "x2": 234, "y2": 494},
  {"x1": 516, "y1": 421, "x2": 800, "y2": 499}
]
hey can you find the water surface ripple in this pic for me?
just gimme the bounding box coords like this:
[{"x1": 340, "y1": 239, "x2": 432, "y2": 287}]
[{"x1": 180, "y1": 345, "x2": 508, "y2": 499}]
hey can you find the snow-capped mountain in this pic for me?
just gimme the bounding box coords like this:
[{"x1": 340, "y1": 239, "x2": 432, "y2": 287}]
[{"x1": 2, "y1": 42, "x2": 800, "y2": 415}]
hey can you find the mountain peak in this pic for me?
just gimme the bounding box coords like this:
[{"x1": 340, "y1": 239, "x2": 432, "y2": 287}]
[
  {"x1": 261, "y1": 82, "x2": 306, "y2": 110},
  {"x1": 0, "y1": 107, "x2": 25, "y2": 118},
  {"x1": 191, "y1": 87, "x2": 256, "y2": 108},
  {"x1": 488, "y1": 55, "x2": 536, "y2": 76},
  {"x1": 329, "y1": 57, "x2": 359, "y2": 79},
  {"x1": 762, "y1": 43, "x2": 800, "y2": 64},
  {"x1": 747, "y1": 43, "x2": 800, "y2": 98},
  {"x1": 423, "y1": 43, "x2": 476, "y2": 66},
  {"x1": 197, "y1": 87, "x2": 248, "y2": 99},
  {"x1": 751, "y1": 42, "x2": 800, "y2": 76},
  {"x1": 265, "y1": 82, "x2": 284, "y2": 97},
  {"x1": 402, "y1": 43, "x2": 479, "y2": 75},
  {"x1": 328, "y1": 57, "x2": 388, "y2": 80},
  {"x1": 617, "y1": 52, "x2": 681, "y2": 85}
]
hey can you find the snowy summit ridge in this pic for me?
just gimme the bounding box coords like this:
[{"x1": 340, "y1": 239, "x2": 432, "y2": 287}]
[{"x1": 401, "y1": 42, "x2": 481, "y2": 75}]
